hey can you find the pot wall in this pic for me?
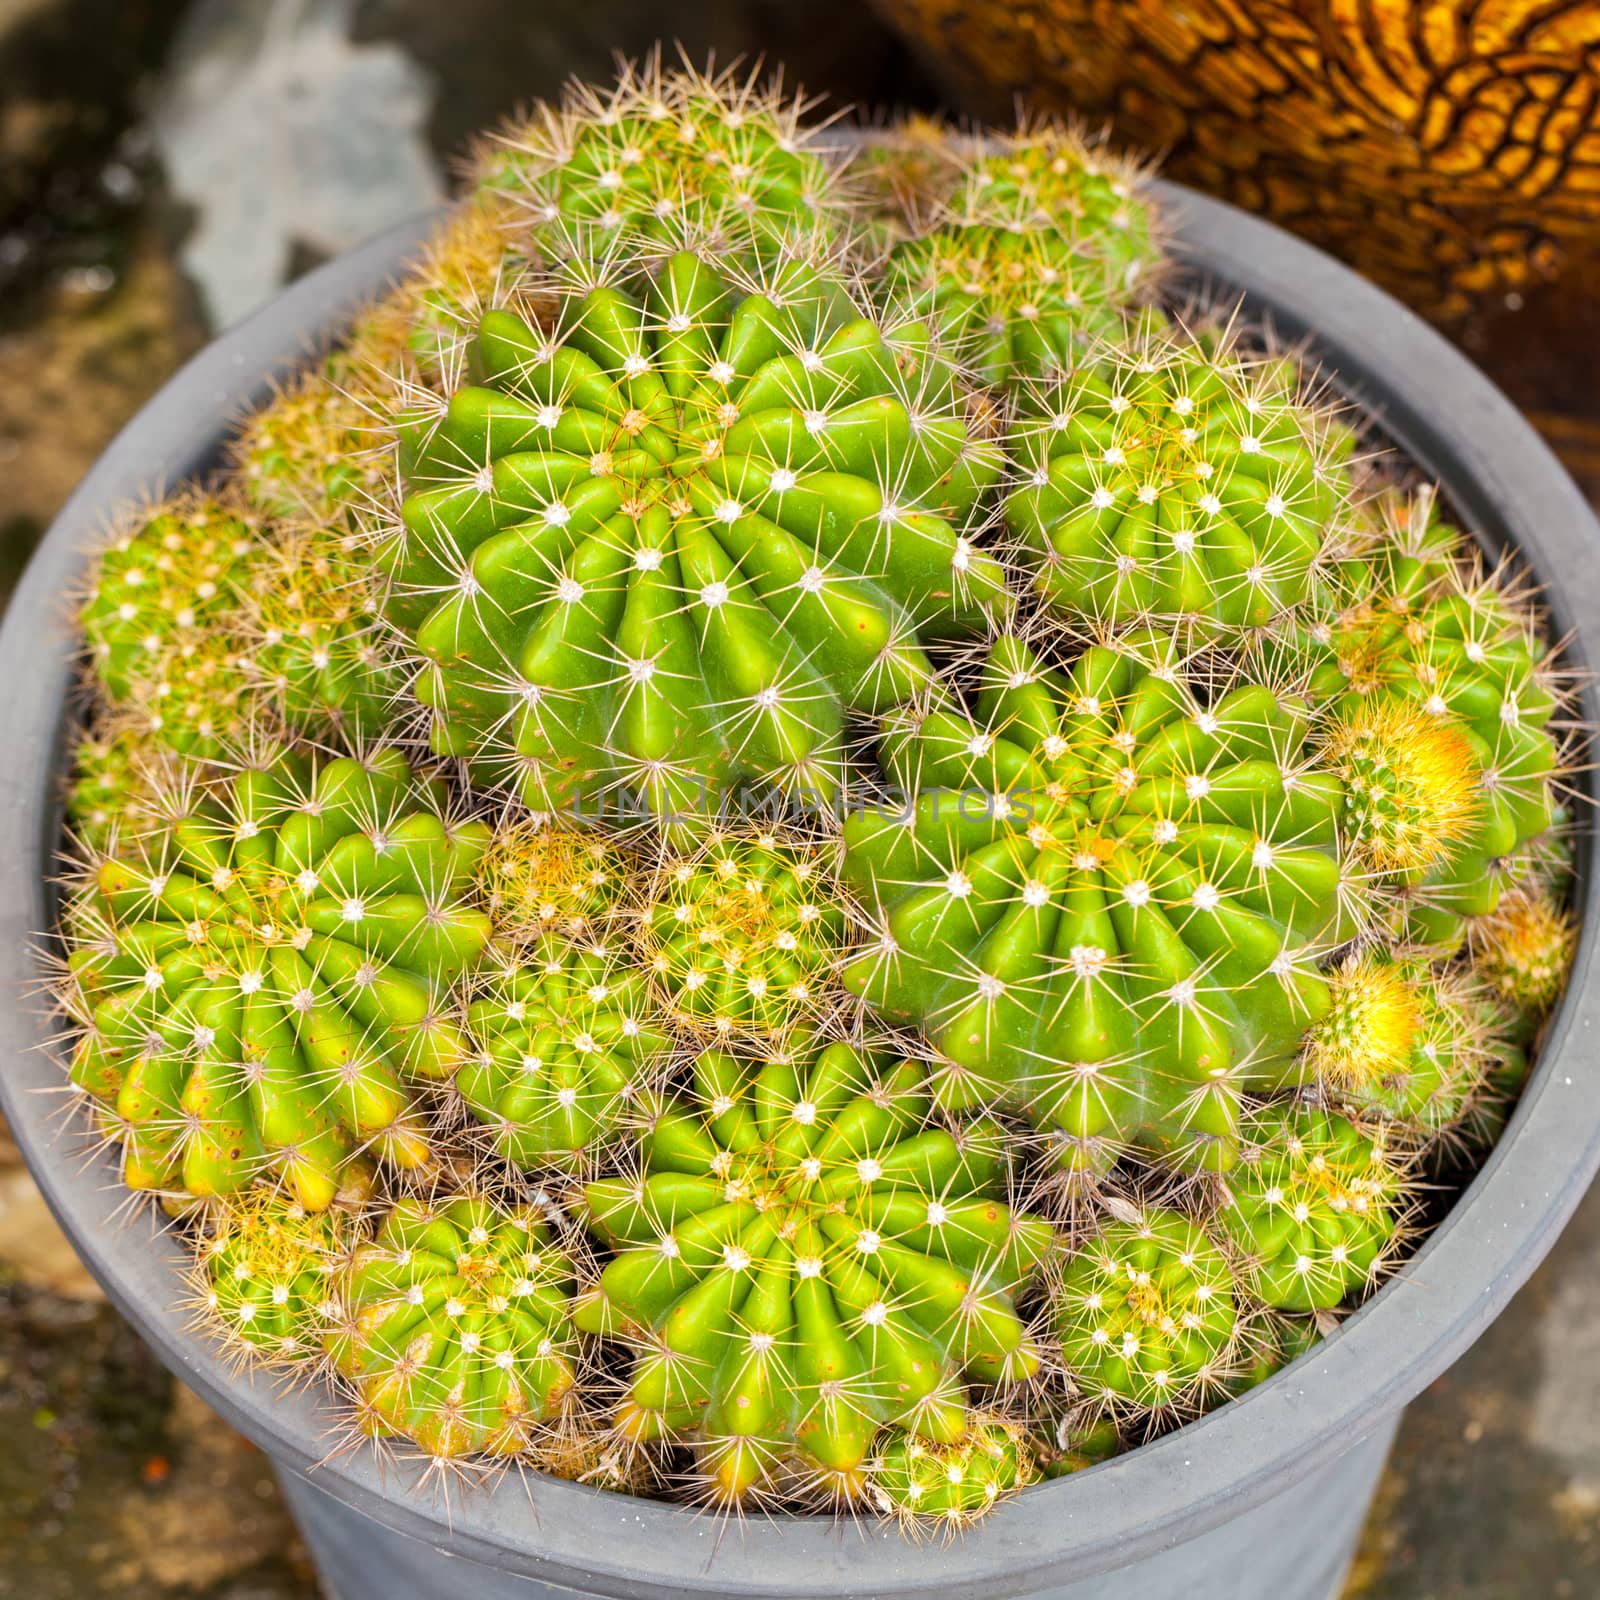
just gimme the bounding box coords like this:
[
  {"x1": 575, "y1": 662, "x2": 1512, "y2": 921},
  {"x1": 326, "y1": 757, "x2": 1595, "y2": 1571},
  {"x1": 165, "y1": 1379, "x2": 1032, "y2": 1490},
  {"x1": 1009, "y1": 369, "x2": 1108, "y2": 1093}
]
[{"x1": 274, "y1": 1418, "x2": 1400, "y2": 1600}]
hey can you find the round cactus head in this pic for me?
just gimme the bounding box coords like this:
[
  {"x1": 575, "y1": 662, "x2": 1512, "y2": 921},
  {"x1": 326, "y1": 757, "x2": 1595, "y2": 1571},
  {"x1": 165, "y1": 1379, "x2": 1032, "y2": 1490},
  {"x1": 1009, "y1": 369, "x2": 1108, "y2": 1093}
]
[
  {"x1": 1053, "y1": 1206, "x2": 1242, "y2": 1411},
  {"x1": 474, "y1": 57, "x2": 843, "y2": 255},
  {"x1": 641, "y1": 830, "x2": 847, "y2": 1041},
  {"x1": 954, "y1": 125, "x2": 1158, "y2": 291},
  {"x1": 457, "y1": 935, "x2": 673, "y2": 1171},
  {"x1": 329, "y1": 1193, "x2": 579, "y2": 1458},
  {"x1": 63, "y1": 748, "x2": 493, "y2": 1208},
  {"x1": 579, "y1": 1035, "x2": 1053, "y2": 1503},
  {"x1": 1304, "y1": 954, "x2": 1487, "y2": 1132},
  {"x1": 1218, "y1": 1100, "x2": 1409, "y2": 1311},
  {"x1": 80, "y1": 497, "x2": 264, "y2": 703},
  {"x1": 1470, "y1": 879, "x2": 1576, "y2": 1025},
  {"x1": 1003, "y1": 325, "x2": 1352, "y2": 635},
  {"x1": 477, "y1": 818, "x2": 638, "y2": 942},
  {"x1": 385, "y1": 236, "x2": 1010, "y2": 824},
  {"x1": 235, "y1": 371, "x2": 386, "y2": 526},
  {"x1": 868, "y1": 1413, "x2": 1034, "y2": 1533},
  {"x1": 242, "y1": 527, "x2": 405, "y2": 744},
  {"x1": 1324, "y1": 701, "x2": 1482, "y2": 878},
  {"x1": 1268, "y1": 497, "x2": 1563, "y2": 951},
  {"x1": 192, "y1": 1189, "x2": 352, "y2": 1364},
  {"x1": 841, "y1": 629, "x2": 1354, "y2": 1171},
  {"x1": 882, "y1": 226, "x2": 1131, "y2": 392},
  {"x1": 122, "y1": 629, "x2": 262, "y2": 763}
]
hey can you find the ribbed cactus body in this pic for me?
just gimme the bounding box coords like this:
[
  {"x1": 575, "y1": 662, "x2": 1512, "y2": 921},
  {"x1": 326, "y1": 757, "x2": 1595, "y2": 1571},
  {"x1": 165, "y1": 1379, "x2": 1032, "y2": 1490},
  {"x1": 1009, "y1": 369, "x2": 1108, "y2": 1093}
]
[
  {"x1": 387, "y1": 247, "x2": 1009, "y2": 822},
  {"x1": 1053, "y1": 1208, "x2": 1241, "y2": 1408},
  {"x1": 459, "y1": 937, "x2": 672, "y2": 1170},
  {"x1": 237, "y1": 372, "x2": 380, "y2": 525},
  {"x1": 195, "y1": 1191, "x2": 349, "y2": 1362},
  {"x1": 960, "y1": 131, "x2": 1157, "y2": 290},
  {"x1": 868, "y1": 1413, "x2": 1033, "y2": 1527},
  {"x1": 882, "y1": 228, "x2": 1128, "y2": 390},
  {"x1": 841, "y1": 632, "x2": 1350, "y2": 1170},
  {"x1": 1004, "y1": 334, "x2": 1350, "y2": 633},
  {"x1": 82, "y1": 502, "x2": 262, "y2": 702},
  {"x1": 1219, "y1": 1102, "x2": 1405, "y2": 1311},
  {"x1": 476, "y1": 63, "x2": 835, "y2": 253},
  {"x1": 580, "y1": 1037, "x2": 1051, "y2": 1501},
  {"x1": 642, "y1": 832, "x2": 846, "y2": 1040},
  {"x1": 330, "y1": 1195, "x2": 579, "y2": 1457},
  {"x1": 65, "y1": 751, "x2": 492, "y2": 1208}
]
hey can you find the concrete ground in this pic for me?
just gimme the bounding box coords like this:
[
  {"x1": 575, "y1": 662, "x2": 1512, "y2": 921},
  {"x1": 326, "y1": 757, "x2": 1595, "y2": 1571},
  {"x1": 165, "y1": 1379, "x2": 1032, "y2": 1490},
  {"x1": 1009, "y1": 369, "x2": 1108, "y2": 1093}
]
[{"x1": 2, "y1": 3, "x2": 1596, "y2": 1595}]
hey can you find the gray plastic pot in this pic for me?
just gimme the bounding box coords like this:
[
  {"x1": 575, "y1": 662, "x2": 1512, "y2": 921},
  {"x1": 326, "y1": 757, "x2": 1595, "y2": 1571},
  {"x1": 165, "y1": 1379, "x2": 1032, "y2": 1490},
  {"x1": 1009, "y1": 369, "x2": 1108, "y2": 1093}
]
[{"x1": 2, "y1": 184, "x2": 1597, "y2": 1600}]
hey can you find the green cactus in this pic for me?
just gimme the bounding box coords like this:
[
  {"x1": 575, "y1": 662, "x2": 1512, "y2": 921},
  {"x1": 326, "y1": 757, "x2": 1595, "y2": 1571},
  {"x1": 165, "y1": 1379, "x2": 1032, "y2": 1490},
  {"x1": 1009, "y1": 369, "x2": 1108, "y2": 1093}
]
[
  {"x1": 385, "y1": 241, "x2": 1010, "y2": 824},
  {"x1": 955, "y1": 127, "x2": 1158, "y2": 290},
  {"x1": 881, "y1": 226, "x2": 1130, "y2": 391},
  {"x1": 329, "y1": 1194, "x2": 579, "y2": 1457},
  {"x1": 458, "y1": 936, "x2": 673, "y2": 1171},
  {"x1": 1031, "y1": 1411, "x2": 1122, "y2": 1477},
  {"x1": 1218, "y1": 1101, "x2": 1408, "y2": 1312},
  {"x1": 867, "y1": 1412, "x2": 1033, "y2": 1529},
  {"x1": 122, "y1": 630, "x2": 262, "y2": 763},
  {"x1": 64, "y1": 749, "x2": 493, "y2": 1208},
  {"x1": 1053, "y1": 1207, "x2": 1242, "y2": 1410},
  {"x1": 1301, "y1": 953, "x2": 1486, "y2": 1133},
  {"x1": 81, "y1": 499, "x2": 263, "y2": 703},
  {"x1": 477, "y1": 818, "x2": 639, "y2": 942},
  {"x1": 1218, "y1": 1310, "x2": 1322, "y2": 1401},
  {"x1": 65, "y1": 721, "x2": 168, "y2": 858},
  {"x1": 641, "y1": 831, "x2": 847, "y2": 1040},
  {"x1": 579, "y1": 1035, "x2": 1052, "y2": 1502},
  {"x1": 242, "y1": 528, "x2": 405, "y2": 744},
  {"x1": 473, "y1": 58, "x2": 839, "y2": 254},
  {"x1": 1269, "y1": 495, "x2": 1561, "y2": 950},
  {"x1": 1469, "y1": 878, "x2": 1575, "y2": 1038},
  {"x1": 1003, "y1": 327, "x2": 1351, "y2": 634},
  {"x1": 192, "y1": 1190, "x2": 352, "y2": 1363},
  {"x1": 841, "y1": 630, "x2": 1352, "y2": 1172},
  {"x1": 879, "y1": 125, "x2": 1163, "y2": 391}
]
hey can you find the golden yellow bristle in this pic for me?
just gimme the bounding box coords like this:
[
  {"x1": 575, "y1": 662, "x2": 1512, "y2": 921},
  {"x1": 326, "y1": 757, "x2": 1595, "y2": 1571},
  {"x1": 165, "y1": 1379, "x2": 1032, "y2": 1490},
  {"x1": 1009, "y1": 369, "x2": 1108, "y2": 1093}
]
[
  {"x1": 1326, "y1": 700, "x2": 1482, "y2": 875},
  {"x1": 1304, "y1": 954, "x2": 1419, "y2": 1093},
  {"x1": 1472, "y1": 881, "x2": 1576, "y2": 1015}
]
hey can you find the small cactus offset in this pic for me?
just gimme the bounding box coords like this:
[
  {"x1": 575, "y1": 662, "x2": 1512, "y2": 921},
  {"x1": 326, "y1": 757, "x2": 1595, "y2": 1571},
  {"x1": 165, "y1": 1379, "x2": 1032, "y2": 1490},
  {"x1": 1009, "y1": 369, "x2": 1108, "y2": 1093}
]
[
  {"x1": 43, "y1": 54, "x2": 1588, "y2": 1534},
  {"x1": 1053, "y1": 1207, "x2": 1243, "y2": 1410},
  {"x1": 457, "y1": 935, "x2": 673, "y2": 1171},
  {"x1": 867, "y1": 1412, "x2": 1034, "y2": 1532},
  {"x1": 1302, "y1": 954, "x2": 1487, "y2": 1134},
  {"x1": 63, "y1": 749, "x2": 492, "y2": 1208},
  {"x1": 580, "y1": 1035, "x2": 1052, "y2": 1502},
  {"x1": 477, "y1": 817, "x2": 639, "y2": 942},
  {"x1": 80, "y1": 497, "x2": 265, "y2": 703},
  {"x1": 384, "y1": 238, "x2": 1009, "y2": 823},
  {"x1": 191, "y1": 1189, "x2": 353, "y2": 1365},
  {"x1": 1218, "y1": 1101, "x2": 1410, "y2": 1312},
  {"x1": 65, "y1": 720, "x2": 169, "y2": 858},
  {"x1": 328, "y1": 1193, "x2": 580, "y2": 1458},
  {"x1": 640, "y1": 830, "x2": 847, "y2": 1041},
  {"x1": 242, "y1": 527, "x2": 406, "y2": 745}
]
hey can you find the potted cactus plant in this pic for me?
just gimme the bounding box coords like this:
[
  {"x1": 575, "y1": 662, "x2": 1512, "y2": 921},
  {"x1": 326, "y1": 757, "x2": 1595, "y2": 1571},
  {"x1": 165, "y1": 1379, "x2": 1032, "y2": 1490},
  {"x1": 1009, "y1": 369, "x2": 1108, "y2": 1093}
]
[{"x1": 2, "y1": 55, "x2": 1596, "y2": 1600}]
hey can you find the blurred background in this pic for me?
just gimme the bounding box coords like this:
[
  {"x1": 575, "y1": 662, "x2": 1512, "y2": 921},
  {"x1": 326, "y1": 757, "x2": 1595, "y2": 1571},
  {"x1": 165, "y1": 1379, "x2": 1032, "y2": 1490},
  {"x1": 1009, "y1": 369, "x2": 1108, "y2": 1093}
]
[{"x1": 2, "y1": 2, "x2": 1598, "y2": 1595}]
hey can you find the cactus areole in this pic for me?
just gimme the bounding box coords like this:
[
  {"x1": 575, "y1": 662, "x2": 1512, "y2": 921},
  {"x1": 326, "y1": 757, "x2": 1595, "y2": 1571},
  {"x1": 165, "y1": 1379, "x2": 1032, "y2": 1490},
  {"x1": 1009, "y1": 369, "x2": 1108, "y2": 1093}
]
[{"x1": 2, "y1": 156, "x2": 1599, "y2": 1600}]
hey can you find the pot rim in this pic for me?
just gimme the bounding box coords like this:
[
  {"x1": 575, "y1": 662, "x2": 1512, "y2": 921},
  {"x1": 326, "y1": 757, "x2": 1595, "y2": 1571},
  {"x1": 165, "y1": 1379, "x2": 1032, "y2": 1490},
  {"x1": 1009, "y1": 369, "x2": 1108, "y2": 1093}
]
[{"x1": 1, "y1": 183, "x2": 1596, "y2": 1600}]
